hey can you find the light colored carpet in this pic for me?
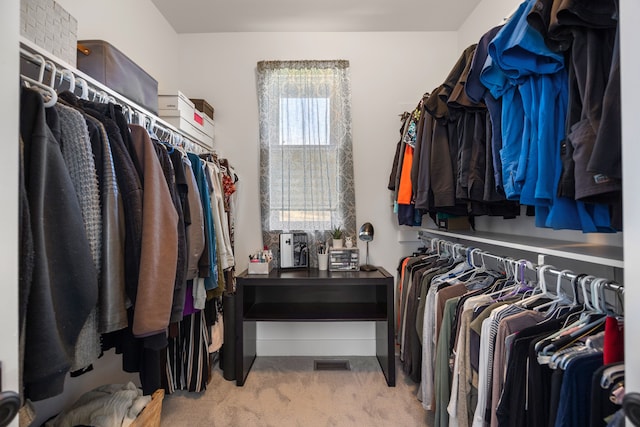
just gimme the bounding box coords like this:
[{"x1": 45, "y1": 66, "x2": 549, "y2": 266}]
[{"x1": 160, "y1": 356, "x2": 433, "y2": 427}]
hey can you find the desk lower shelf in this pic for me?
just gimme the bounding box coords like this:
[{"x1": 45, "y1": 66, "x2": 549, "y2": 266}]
[{"x1": 244, "y1": 302, "x2": 387, "y2": 321}]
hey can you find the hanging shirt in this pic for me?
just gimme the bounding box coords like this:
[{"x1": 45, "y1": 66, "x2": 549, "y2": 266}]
[{"x1": 187, "y1": 153, "x2": 219, "y2": 290}]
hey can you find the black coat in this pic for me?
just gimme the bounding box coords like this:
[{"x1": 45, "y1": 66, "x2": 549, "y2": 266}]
[{"x1": 20, "y1": 88, "x2": 98, "y2": 401}]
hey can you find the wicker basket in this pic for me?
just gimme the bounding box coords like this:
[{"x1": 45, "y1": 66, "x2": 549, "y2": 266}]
[{"x1": 131, "y1": 389, "x2": 164, "y2": 427}]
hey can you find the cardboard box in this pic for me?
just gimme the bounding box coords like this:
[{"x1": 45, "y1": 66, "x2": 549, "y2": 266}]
[
  {"x1": 190, "y1": 98, "x2": 214, "y2": 119},
  {"x1": 436, "y1": 216, "x2": 470, "y2": 231}
]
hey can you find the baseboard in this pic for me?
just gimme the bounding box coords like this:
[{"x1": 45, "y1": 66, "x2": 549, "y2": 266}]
[{"x1": 257, "y1": 339, "x2": 376, "y2": 356}]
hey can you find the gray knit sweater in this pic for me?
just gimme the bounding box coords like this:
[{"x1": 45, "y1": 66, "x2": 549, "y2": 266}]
[{"x1": 56, "y1": 103, "x2": 102, "y2": 370}]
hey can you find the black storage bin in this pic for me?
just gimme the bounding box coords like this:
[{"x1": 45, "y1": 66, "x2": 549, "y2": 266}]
[{"x1": 77, "y1": 40, "x2": 159, "y2": 114}]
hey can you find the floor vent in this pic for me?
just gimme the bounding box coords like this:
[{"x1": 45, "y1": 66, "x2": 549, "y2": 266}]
[{"x1": 314, "y1": 360, "x2": 351, "y2": 371}]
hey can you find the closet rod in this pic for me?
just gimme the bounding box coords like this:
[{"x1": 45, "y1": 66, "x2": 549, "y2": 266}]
[
  {"x1": 19, "y1": 37, "x2": 212, "y2": 155},
  {"x1": 420, "y1": 235, "x2": 623, "y2": 292}
]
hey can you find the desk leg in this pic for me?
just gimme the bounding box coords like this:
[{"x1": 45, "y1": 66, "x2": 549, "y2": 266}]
[
  {"x1": 236, "y1": 319, "x2": 256, "y2": 386},
  {"x1": 376, "y1": 320, "x2": 396, "y2": 386}
]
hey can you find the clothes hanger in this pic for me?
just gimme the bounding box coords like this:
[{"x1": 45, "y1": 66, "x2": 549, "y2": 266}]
[
  {"x1": 76, "y1": 78, "x2": 89, "y2": 100},
  {"x1": 146, "y1": 117, "x2": 161, "y2": 141},
  {"x1": 592, "y1": 279, "x2": 623, "y2": 317},
  {"x1": 580, "y1": 275, "x2": 597, "y2": 312},
  {"x1": 514, "y1": 263, "x2": 553, "y2": 307},
  {"x1": 558, "y1": 344, "x2": 600, "y2": 370},
  {"x1": 443, "y1": 247, "x2": 484, "y2": 283},
  {"x1": 22, "y1": 75, "x2": 58, "y2": 107},
  {"x1": 45, "y1": 60, "x2": 57, "y2": 88},
  {"x1": 429, "y1": 244, "x2": 474, "y2": 286},
  {"x1": 97, "y1": 90, "x2": 108, "y2": 103},
  {"x1": 21, "y1": 54, "x2": 57, "y2": 107},
  {"x1": 541, "y1": 310, "x2": 605, "y2": 368},
  {"x1": 534, "y1": 275, "x2": 599, "y2": 356},
  {"x1": 590, "y1": 277, "x2": 607, "y2": 314},
  {"x1": 451, "y1": 243, "x2": 465, "y2": 262},
  {"x1": 601, "y1": 281, "x2": 624, "y2": 317},
  {"x1": 121, "y1": 105, "x2": 133, "y2": 123},
  {"x1": 32, "y1": 54, "x2": 46, "y2": 82},
  {"x1": 534, "y1": 269, "x2": 574, "y2": 313},
  {"x1": 429, "y1": 238, "x2": 439, "y2": 254},
  {"x1": 553, "y1": 291, "x2": 607, "y2": 352},
  {"x1": 490, "y1": 258, "x2": 533, "y2": 300},
  {"x1": 600, "y1": 364, "x2": 625, "y2": 389},
  {"x1": 59, "y1": 69, "x2": 75, "y2": 94}
]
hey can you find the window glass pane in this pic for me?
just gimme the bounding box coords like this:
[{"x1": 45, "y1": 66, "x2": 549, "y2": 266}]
[
  {"x1": 268, "y1": 145, "x2": 339, "y2": 230},
  {"x1": 279, "y1": 97, "x2": 330, "y2": 146}
]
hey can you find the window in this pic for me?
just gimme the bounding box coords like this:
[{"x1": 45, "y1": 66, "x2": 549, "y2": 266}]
[{"x1": 257, "y1": 60, "x2": 355, "y2": 258}]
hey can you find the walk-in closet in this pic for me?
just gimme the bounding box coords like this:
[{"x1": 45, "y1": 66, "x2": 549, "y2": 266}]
[{"x1": 1, "y1": 0, "x2": 638, "y2": 426}]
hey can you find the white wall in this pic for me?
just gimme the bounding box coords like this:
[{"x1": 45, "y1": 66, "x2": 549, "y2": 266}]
[
  {"x1": 457, "y1": 0, "x2": 520, "y2": 50},
  {"x1": 173, "y1": 31, "x2": 459, "y2": 355},
  {"x1": 621, "y1": 0, "x2": 640, "y2": 399},
  {"x1": 54, "y1": 0, "x2": 181, "y2": 91},
  {"x1": 175, "y1": 31, "x2": 458, "y2": 278},
  {"x1": 1, "y1": 1, "x2": 20, "y2": 426}
]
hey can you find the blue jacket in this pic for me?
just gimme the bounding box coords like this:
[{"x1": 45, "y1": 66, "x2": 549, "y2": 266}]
[
  {"x1": 187, "y1": 153, "x2": 218, "y2": 289},
  {"x1": 481, "y1": 0, "x2": 612, "y2": 232}
]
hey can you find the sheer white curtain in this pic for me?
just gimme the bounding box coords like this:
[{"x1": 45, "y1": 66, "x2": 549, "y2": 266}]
[{"x1": 257, "y1": 60, "x2": 355, "y2": 266}]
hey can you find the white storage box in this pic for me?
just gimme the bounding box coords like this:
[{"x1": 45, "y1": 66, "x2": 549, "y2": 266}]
[
  {"x1": 248, "y1": 261, "x2": 274, "y2": 275},
  {"x1": 159, "y1": 91, "x2": 215, "y2": 149},
  {"x1": 159, "y1": 109, "x2": 214, "y2": 149},
  {"x1": 158, "y1": 91, "x2": 194, "y2": 111},
  {"x1": 193, "y1": 110, "x2": 215, "y2": 138}
]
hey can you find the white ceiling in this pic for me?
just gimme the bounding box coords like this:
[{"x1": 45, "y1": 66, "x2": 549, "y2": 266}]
[{"x1": 151, "y1": 0, "x2": 482, "y2": 33}]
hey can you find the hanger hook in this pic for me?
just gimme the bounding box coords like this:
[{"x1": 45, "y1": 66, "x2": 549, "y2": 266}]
[
  {"x1": 33, "y1": 54, "x2": 46, "y2": 83},
  {"x1": 591, "y1": 277, "x2": 608, "y2": 313},
  {"x1": 76, "y1": 78, "x2": 89, "y2": 100},
  {"x1": 516, "y1": 259, "x2": 529, "y2": 285},
  {"x1": 555, "y1": 269, "x2": 573, "y2": 299},
  {"x1": 45, "y1": 60, "x2": 57, "y2": 88},
  {"x1": 596, "y1": 278, "x2": 616, "y2": 315},
  {"x1": 580, "y1": 275, "x2": 596, "y2": 311},
  {"x1": 537, "y1": 264, "x2": 555, "y2": 294},
  {"x1": 60, "y1": 69, "x2": 75, "y2": 93}
]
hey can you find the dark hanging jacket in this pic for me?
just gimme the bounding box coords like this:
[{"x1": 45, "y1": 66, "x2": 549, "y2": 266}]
[{"x1": 19, "y1": 88, "x2": 98, "y2": 401}]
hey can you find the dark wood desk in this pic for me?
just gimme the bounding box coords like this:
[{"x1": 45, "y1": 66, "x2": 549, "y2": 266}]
[{"x1": 235, "y1": 267, "x2": 395, "y2": 387}]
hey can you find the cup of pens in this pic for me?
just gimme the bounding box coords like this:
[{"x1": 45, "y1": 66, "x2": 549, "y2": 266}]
[{"x1": 318, "y1": 243, "x2": 329, "y2": 271}]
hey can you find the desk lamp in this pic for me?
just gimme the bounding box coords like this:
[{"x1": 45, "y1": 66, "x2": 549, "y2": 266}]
[{"x1": 358, "y1": 222, "x2": 377, "y2": 271}]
